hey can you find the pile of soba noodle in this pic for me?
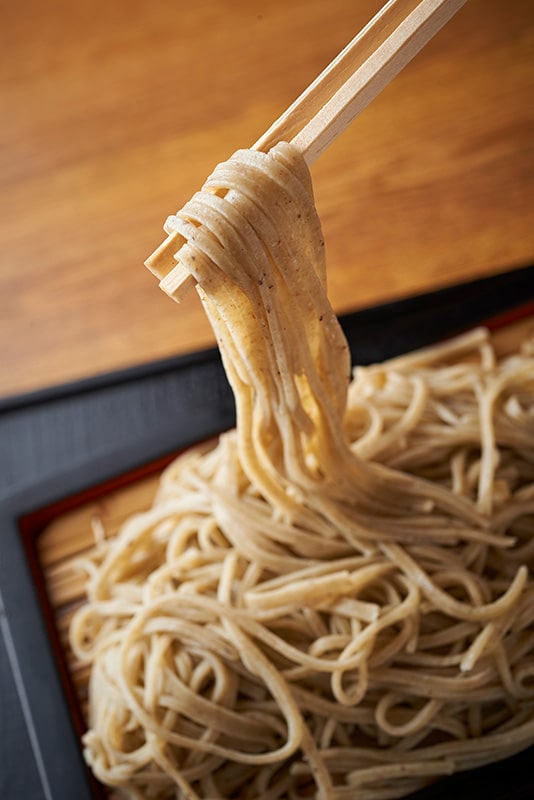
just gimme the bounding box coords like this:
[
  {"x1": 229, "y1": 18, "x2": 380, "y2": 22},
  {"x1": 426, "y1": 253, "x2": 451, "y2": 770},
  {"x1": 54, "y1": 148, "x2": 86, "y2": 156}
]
[{"x1": 70, "y1": 143, "x2": 534, "y2": 800}]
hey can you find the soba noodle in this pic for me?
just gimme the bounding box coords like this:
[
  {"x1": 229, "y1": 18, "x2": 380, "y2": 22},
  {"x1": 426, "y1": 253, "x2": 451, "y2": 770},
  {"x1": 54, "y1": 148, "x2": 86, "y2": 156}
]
[{"x1": 70, "y1": 143, "x2": 534, "y2": 800}]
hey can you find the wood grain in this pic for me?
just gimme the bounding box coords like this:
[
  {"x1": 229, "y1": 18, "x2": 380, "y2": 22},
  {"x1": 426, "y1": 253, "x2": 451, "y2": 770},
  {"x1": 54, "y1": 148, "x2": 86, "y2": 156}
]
[{"x1": 1, "y1": 0, "x2": 533, "y2": 398}]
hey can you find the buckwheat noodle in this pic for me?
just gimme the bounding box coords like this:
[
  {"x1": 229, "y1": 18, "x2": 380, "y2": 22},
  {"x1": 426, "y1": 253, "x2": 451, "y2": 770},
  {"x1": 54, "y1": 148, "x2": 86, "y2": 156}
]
[{"x1": 70, "y1": 143, "x2": 534, "y2": 800}]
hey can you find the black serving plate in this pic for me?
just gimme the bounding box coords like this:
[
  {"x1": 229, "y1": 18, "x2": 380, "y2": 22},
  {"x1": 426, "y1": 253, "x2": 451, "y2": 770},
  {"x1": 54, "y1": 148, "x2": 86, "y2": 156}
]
[{"x1": 0, "y1": 264, "x2": 533, "y2": 800}]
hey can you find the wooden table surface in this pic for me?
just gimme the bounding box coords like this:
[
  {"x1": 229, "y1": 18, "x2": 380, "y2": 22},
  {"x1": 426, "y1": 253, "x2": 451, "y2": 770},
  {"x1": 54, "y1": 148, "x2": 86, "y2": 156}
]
[{"x1": 1, "y1": 0, "x2": 533, "y2": 399}]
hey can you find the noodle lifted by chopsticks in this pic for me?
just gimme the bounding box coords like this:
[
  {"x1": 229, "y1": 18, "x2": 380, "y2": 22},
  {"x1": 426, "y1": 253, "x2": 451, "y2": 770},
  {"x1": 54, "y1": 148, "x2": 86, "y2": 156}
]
[{"x1": 70, "y1": 143, "x2": 534, "y2": 800}]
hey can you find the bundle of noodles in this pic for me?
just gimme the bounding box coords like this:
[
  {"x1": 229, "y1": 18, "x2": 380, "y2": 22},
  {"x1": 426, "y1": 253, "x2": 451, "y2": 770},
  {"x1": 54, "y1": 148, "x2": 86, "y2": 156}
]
[{"x1": 70, "y1": 143, "x2": 534, "y2": 800}]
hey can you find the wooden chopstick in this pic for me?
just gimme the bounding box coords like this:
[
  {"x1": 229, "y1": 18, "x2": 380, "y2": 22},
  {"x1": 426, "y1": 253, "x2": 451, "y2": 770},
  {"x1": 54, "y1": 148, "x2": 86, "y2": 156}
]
[
  {"x1": 255, "y1": 0, "x2": 467, "y2": 163},
  {"x1": 146, "y1": 0, "x2": 467, "y2": 301}
]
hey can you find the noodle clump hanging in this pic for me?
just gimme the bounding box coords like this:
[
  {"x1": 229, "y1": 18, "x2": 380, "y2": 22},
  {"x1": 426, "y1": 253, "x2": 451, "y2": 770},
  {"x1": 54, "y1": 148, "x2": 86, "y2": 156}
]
[{"x1": 70, "y1": 143, "x2": 534, "y2": 800}]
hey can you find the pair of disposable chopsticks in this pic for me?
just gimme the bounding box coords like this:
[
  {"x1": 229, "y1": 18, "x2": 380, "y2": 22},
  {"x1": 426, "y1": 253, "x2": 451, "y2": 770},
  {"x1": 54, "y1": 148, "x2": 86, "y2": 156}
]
[{"x1": 146, "y1": 0, "x2": 467, "y2": 301}]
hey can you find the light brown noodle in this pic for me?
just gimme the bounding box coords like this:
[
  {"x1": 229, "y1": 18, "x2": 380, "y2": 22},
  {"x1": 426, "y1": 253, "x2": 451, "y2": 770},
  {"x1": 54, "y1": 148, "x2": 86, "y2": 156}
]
[{"x1": 70, "y1": 143, "x2": 534, "y2": 800}]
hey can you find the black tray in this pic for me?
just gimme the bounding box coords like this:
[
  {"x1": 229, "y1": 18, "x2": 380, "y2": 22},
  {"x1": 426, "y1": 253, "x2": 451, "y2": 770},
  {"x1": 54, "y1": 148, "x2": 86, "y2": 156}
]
[{"x1": 1, "y1": 264, "x2": 533, "y2": 800}]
